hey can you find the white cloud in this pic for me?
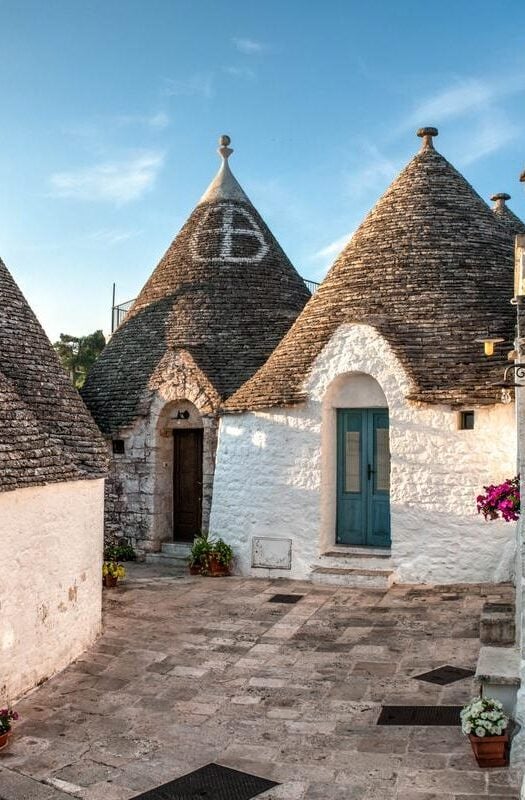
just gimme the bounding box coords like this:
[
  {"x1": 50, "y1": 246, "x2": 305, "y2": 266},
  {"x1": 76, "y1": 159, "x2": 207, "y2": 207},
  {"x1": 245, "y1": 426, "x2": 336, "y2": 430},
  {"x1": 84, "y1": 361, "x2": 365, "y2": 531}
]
[
  {"x1": 455, "y1": 115, "x2": 519, "y2": 166},
  {"x1": 147, "y1": 111, "x2": 170, "y2": 130},
  {"x1": 344, "y1": 144, "x2": 399, "y2": 199},
  {"x1": 312, "y1": 231, "x2": 354, "y2": 261},
  {"x1": 408, "y1": 75, "x2": 525, "y2": 127},
  {"x1": 232, "y1": 37, "x2": 266, "y2": 55},
  {"x1": 114, "y1": 111, "x2": 170, "y2": 130},
  {"x1": 162, "y1": 73, "x2": 213, "y2": 98},
  {"x1": 223, "y1": 65, "x2": 256, "y2": 80},
  {"x1": 409, "y1": 79, "x2": 493, "y2": 124},
  {"x1": 87, "y1": 228, "x2": 141, "y2": 245},
  {"x1": 50, "y1": 151, "x2": 165, "y2": 204}
]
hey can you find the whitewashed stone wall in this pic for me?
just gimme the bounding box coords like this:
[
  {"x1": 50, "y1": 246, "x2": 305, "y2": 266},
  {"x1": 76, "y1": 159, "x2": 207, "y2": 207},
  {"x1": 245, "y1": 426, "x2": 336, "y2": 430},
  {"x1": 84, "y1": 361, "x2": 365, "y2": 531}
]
[
  {"x1": 0, "y1": 478, "x2": 104, "y2": 700},
  {"x1": 210, "y1": 324, "x2": 517, "y2": 584}
]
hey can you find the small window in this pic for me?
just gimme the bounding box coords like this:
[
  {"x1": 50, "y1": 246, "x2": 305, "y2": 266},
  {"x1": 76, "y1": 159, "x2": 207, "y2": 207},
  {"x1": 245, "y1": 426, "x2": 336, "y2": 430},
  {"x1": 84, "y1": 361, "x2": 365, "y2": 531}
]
[
  {"x1": 459, "y1": 411, "x2": 475, "y2": 430},
  {"x1": 112, "y1": 439, "x2": 125, "y2": 454}
]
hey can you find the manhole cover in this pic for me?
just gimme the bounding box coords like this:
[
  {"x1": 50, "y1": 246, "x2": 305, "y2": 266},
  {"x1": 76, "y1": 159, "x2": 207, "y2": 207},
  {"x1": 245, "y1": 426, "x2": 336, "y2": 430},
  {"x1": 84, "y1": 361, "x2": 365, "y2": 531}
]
[
  {"x1": 130, "y1": 763, "x2": 278, "y2": 799},
  {"x1": 377, "y1": 705, "x2": 462, "y2": 726},
  {"x1": 268, "y1": 594, "x2": 304, "y2": 604},
  {"x1": 413, "y1": 665, "x2": 475, "y2": 685}
]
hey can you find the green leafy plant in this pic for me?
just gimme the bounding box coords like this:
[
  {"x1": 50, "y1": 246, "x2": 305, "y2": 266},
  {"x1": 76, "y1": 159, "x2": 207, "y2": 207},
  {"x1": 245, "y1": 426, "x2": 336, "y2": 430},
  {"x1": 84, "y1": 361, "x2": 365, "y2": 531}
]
[
  {"x1": 104, "y1": 539, "x2": 136, "y2": 562},
  {"x1": 211, "y1": 538, "x2": 234, "y2": 566},
  {"x1": 0, "y1": 707, "x2": 18, "y2": 735},
  {"x1": 188, "y1": 532, "x2": 213, "y2": 569}
]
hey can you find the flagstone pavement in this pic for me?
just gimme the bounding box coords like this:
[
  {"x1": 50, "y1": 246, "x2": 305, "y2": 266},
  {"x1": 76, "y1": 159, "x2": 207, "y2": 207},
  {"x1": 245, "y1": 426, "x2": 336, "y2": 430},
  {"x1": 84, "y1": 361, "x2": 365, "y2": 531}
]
[{"x1": 0, "y1": 564, "x2": 522, "y2": 800}]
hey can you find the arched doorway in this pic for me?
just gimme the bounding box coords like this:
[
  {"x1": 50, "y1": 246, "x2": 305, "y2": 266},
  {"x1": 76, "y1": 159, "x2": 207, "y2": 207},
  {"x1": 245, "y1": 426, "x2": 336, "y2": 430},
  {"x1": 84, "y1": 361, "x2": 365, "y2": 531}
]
[
  {"x1": 172, "y1": 427, "x2": 203, "y2": 541},
  {"x1": 155, "y1": 400, "x2": 204, "y2": 543},
  {"x1": 321, "y1": 372, "x2": 391, "y2": 550},
  {"x1": 336, "y1": 407, "x2": 390, "y2": 547}
]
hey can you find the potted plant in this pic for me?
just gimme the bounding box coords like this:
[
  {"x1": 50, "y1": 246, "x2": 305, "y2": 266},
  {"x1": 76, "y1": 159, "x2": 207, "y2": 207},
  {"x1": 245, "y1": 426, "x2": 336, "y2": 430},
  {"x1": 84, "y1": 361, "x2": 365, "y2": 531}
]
[
  {"x1": 461, "y1": 697, "x2": 509, "y2": 767},
  {"x1": 104, "y1": 538, "x2": 137, "y2": 562},
  {"x1": 188, "y1": 533, "x2": 212, "y2": 575},
  {"x1": 0, "y1": 707, "x2": 18, "y2": 750},
  {"x1": 208, "y1": 538, "x2": 234, "y2": 577},
  {"x1": 102, "y1": 560, "x2": 126, "y2": 588}
]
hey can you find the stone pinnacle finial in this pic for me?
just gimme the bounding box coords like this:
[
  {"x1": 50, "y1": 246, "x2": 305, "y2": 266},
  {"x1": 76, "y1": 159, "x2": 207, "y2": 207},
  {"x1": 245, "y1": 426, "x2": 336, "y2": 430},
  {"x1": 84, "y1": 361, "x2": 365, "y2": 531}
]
[
  {"x1": 417, "y1": 126, "x2": 438, "y2": 150},
  {"x1": 491, "y1": 192, "x2": 511, "y2": 211},
  {"x1": 218, "y1": 134, "x2": 233, "y2": 161}
]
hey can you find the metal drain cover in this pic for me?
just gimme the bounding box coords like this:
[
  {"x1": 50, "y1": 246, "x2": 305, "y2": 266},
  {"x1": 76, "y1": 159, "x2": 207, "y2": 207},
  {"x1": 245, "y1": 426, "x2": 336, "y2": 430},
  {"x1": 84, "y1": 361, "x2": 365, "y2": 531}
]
[
  {"x1": 377, "y1": 705, "x2": 462, "y2": 726},
  {"x1": 414, "y1": 665, "x2": 475, "y2": 685},
  {"x1": 130, "y1": 763, "x2": 278, "y2": 799},
  {"x1": 268, "y1": 594, "x2": 304, "y2": 604}
]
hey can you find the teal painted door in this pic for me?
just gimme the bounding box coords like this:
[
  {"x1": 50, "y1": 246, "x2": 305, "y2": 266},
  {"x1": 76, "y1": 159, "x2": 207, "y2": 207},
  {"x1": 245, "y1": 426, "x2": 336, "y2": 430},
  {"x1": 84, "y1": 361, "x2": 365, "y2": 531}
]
[{"x1": 336, "y1": 409, "x2": 391, "y2": 547}]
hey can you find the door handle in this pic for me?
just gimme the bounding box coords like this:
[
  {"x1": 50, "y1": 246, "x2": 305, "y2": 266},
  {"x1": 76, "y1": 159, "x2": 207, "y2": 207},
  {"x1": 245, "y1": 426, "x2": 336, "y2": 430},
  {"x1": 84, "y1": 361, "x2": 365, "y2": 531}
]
[{"x1": 367, "y1": 464, "x2": 375, "y2": 481}]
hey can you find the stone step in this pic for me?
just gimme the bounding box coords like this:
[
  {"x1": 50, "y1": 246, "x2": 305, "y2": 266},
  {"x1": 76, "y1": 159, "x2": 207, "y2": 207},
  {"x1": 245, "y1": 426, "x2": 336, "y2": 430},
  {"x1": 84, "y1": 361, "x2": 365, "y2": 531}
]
[
  {"x1": 161, "y1": 542, "x2": 192, "y2": 556},
  {"x1": 315, "y1": 548, "x2": 392, "y2": 571},
  {"x1": 311, "y1": 566, "x2": 396, "y2": 589},
  {"x1": 144, "y1": 552, "x2": 188, "y2": 567},
  {"x1": 323, "y1": 546, "x2": 391, "y2": 559}
]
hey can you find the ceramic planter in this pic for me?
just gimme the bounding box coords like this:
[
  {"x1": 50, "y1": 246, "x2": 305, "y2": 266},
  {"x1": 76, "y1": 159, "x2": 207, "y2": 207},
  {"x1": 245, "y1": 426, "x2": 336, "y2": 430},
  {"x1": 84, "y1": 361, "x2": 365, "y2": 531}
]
[
  {"x1": 208, "y1": 555, "x2": 230, "y2": 577},
  {"x1": 469, "y1": 732, "x2": 508, "y2": 768},
  {"x1": 0, "y1": 731, "x2": 10, "y2": 750},
  {"x1": 104, "y1": 574, "x2": 118, "y2": 588},
  {"x1": 188, "y1": 563, "x2": 202, "y2": 575}
]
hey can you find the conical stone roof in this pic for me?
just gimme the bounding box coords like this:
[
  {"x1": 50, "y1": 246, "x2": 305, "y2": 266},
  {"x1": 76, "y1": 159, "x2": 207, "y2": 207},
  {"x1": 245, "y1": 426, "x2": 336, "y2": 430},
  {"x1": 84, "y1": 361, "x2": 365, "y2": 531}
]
[
  {"x1": 491, "y1": 193, "x2": 525, "y2": 235},
  {"x1": 82, "y1": 136, "x2": 310, "y2": 434},
  {"x1": 226, "y1": 128, "x2": 520, "y2": 411},
  {"x1": 0, "y1": 257, "x2": 107, "y2": 491}
]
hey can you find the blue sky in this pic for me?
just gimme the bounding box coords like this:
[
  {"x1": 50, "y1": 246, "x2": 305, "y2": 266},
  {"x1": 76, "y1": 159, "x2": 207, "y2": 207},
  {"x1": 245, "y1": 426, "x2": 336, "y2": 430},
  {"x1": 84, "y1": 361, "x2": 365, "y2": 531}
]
[{"x1": 1, "y1": 0, "x2": 524, "y2": 341}]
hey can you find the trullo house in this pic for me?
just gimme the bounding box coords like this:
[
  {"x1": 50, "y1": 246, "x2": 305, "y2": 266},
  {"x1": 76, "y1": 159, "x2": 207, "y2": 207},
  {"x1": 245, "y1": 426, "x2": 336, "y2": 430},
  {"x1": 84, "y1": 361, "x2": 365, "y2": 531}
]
[
  {"x1": 82, "y1": 136, "x2": 310, "y2": 556},
  {"x1": 210, "y1": 127, "x2": 523, "y2": 587},
  {"x1": 0, "y1": 257, "x2": 107, "y2": 699}
]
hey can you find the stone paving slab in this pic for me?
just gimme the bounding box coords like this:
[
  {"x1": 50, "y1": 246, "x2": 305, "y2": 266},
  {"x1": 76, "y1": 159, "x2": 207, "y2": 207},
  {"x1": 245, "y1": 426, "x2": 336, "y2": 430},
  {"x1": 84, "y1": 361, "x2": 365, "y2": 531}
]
[{"x1": 0, "y1": 565, "x2": 521, "y2": 799}]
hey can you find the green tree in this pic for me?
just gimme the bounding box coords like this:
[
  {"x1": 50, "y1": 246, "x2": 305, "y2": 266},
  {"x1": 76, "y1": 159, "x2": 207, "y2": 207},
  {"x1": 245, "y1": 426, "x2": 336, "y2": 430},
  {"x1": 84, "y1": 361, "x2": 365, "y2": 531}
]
[{"x1": 53, "y1": 330, "x2": 106, "y2": 388}]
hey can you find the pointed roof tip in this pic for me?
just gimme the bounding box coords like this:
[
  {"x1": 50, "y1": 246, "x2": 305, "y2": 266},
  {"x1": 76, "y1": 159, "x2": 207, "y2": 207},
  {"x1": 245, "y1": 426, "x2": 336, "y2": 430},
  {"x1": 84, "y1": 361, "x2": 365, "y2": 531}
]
[
  {"x1": 491, "y1": 193, "x2": 511, "y2": 211},
  {"x1": 417, "y1": 126, "x2": 439, "y2": 151},
  {"x1": 218, "y1": 134, "x2": 233, "y2": 160},
  {"x1": 520, "y1": 170, "x2": 525, "y2": 183},
  {"x1": 197, "y1": 133, "x2": 250, "y2": 205}
]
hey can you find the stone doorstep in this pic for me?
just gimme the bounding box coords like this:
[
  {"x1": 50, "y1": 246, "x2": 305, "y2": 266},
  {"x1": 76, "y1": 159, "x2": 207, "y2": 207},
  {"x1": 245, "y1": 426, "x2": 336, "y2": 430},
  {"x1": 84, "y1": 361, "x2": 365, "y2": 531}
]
[
  {"x1": 311, "y1": 565, "x2": 396, "y2": 589},
  {"x1": 475, "y1": 645, "x2": 521, "y2": 719},
  {"x1": 323, "y1": 546, "x2": 392, "y2": 558},
  {"x1": 475, "y1": 646, "x2": 521, "y2": 687}
]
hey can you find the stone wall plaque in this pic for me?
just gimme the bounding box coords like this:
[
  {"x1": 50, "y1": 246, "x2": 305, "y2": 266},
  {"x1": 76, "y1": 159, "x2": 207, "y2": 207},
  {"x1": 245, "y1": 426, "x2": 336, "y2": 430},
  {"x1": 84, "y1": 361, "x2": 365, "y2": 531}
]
[{"x1": 251, "y1": 537, "x2": 292, "y2": 570}]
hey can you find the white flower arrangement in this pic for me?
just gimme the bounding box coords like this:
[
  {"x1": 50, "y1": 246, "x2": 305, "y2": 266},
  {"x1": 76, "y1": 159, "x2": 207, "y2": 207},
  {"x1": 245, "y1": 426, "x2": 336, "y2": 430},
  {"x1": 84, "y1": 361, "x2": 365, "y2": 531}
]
[{"x1": 460, "y1": 697, "x2": 508, "y2": 738}]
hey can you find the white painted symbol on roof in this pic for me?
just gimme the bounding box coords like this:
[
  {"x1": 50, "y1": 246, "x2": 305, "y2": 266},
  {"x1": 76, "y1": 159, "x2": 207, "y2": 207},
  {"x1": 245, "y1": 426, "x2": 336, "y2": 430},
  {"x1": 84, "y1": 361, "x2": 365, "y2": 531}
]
[{"x1": 190, "y1": 202, "x2": 269, "y2": 264}]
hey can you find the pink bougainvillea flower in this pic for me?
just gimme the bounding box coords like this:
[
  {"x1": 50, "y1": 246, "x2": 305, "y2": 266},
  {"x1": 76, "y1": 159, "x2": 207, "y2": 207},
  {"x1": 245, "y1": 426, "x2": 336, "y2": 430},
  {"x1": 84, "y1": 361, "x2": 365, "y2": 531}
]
[{"x1": 477, "y1": 475, "x2": 520, "y2": 522}]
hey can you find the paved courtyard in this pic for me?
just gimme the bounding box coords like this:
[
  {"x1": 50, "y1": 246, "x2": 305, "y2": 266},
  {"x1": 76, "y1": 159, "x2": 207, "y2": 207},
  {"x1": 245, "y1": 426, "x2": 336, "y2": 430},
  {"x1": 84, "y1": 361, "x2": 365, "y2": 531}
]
[{"x1": 0, "y1": 565, "x2": 522, "y2": 800}]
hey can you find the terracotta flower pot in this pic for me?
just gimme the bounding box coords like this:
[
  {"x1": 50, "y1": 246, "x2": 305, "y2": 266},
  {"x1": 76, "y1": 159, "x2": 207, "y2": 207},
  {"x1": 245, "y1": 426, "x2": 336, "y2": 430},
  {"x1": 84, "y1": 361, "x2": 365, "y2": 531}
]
[
  {"x1": 208, "y1": 555, "x2": 230, "y2": 577},
  {"x1": 469, "y1": 732, "x2": 508, "y2": 768},
  {"x1": 104, "y1": 575, "x2": 118, "y2": 588},
  {"x1": 189, "y1": 563, "x2": 202, "y2": 575},
  {"x1": 0, "y1": 731, "x2": 10, "y2": 751}
]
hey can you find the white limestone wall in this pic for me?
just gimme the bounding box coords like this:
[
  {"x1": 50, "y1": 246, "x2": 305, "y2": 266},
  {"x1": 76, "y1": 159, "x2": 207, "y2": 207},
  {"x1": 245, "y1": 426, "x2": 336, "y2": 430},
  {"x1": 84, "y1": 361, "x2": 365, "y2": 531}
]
[
  {"x1": 210, "y1": 324, "x2": 517, "y2": 584},
  {"x1": 0, "y1": 478, "x2": 104, "y2": 700}
]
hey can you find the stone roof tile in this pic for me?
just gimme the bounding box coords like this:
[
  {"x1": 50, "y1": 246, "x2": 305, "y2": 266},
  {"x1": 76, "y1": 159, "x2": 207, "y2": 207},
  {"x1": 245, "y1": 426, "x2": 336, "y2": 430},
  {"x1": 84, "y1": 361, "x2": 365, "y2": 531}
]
[
  {"x1": 226, "y1": 130, "x2": 521, "y2": 411},
  {"x1": 82, "y1": 137, "x2": 310, "y2": 434},
  {"x1": 0, "y1": 257, "x2": 108, "y2": 491}
]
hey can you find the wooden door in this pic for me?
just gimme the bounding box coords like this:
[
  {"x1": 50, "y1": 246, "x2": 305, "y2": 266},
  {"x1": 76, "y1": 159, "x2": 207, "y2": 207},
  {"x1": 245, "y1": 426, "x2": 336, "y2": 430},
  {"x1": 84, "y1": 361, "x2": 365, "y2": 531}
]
[
  {"x1": 336, "y1": 409, "x2": 391, "y2": 548},
  {"x1": 173, "y1": 429, "x2": 203, "y2": 542}
]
